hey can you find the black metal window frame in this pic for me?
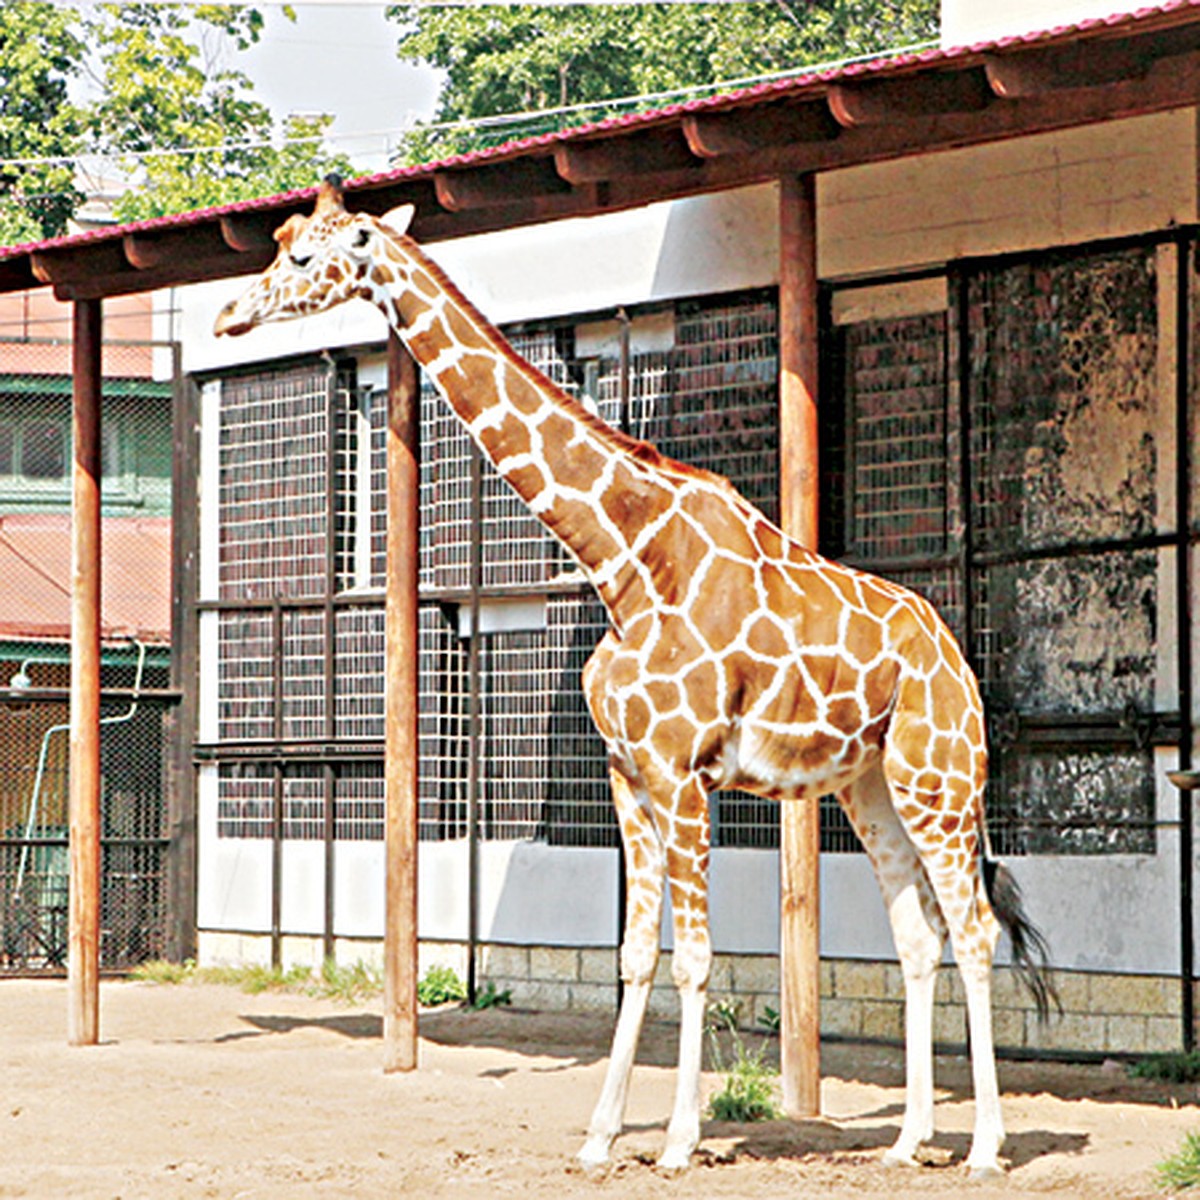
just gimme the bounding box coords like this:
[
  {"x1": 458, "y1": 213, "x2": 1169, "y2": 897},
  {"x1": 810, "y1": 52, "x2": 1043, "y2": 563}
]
[{"x1": 822, "y1": 229, "x2": 1195, "y2": 857}]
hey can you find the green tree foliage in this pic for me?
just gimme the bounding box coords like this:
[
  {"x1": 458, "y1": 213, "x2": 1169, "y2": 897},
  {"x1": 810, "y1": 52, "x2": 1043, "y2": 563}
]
[
  {"x1": 91, "y1": 3, "x2": 354, "y2": 222},
  {"x1": 0, "y1": 3, "x2": 356, "y2": 239},
  {"x1": 0, "y1": 3, "x2": 85, "y2": 242},
  {"x1": 387, "y1": 0, "x2": 939, "y2": 160}
]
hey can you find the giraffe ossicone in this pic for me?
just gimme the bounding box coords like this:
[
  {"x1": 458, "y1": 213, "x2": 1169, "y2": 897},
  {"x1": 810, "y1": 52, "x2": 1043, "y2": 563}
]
[{"x1": 215, "y1": 176, "x2": 1057, "y2": 1178}]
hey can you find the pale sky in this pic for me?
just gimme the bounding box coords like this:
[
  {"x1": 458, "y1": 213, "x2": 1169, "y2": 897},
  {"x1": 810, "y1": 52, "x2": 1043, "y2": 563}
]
[{"x1": 235, "y1": 4, "x2": 442, "y2": 171}]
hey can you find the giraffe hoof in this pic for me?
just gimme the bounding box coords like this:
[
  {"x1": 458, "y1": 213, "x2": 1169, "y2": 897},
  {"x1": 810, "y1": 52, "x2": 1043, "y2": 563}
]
[
  {"x1": 967, "y1": 1163, "x2": 1005, "y2": 1182},
  {"x1": 881, "y1": 1150, "x2": 919, "y2": 1170},
  {"x1": 655, "y1": 1154, "x2": 691, "y2": 1175},
  {"x1": 575, "y1": 1137, "x2": 612, "y2": 1172}
]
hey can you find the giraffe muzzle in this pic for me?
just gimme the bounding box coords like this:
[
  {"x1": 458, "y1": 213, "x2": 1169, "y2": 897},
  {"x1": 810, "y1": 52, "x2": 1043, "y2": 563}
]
[{"x1": 213, "y1": 300, "x2": 253, "y2": 338}]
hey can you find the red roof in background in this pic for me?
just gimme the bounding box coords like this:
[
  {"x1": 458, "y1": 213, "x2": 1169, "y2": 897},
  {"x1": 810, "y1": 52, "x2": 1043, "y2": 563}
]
[
  {"x1": 0, "y1": 0, "x2": 1197, "y2": 266},
  {"x1": 0, "y1": 514, "x2": 170, "y2": 644}
]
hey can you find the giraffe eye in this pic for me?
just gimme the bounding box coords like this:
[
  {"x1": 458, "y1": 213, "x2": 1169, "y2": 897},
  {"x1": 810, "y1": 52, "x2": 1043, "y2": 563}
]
[
  {"x1": 290, "y1": 253, "x2": 313, "y2": 269},
  {"x1": 352, "y1": 227, "x2": 371, "y2": 250}
]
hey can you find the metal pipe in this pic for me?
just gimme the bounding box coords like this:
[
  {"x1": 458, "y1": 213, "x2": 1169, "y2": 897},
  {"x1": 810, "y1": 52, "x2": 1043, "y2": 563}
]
[
  {"x1": 954, "y1": 270, "x2": 976, "y2": 662},
  {"x1": 323, "y1": 358, "x2": 339, "y2": 965},
  {"x1": 271, "y1": 602, "x2": 284, "y2": 972},
  {"x1": 615, "y1": 308, "x2": 632, "y2": 1013},
  {"x1": 465, "y1": 446, "x2": 483, "y2": 1005},
  {"x1": 12, "y1": 640, "x2": 148, "y2": 904}
]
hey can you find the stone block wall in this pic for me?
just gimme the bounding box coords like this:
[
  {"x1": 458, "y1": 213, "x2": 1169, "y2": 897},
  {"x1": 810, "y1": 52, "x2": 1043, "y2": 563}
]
[
  {"x1": 426, "y1": 941, "x2": 1188, "y2": 1057},
  {"x1": 198, "y1": 931, "x2": 1188, "y2": 1058}
]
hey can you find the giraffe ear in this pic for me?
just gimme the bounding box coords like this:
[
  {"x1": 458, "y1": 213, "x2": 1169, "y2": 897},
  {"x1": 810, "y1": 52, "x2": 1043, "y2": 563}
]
[
  {"x1": 379, "y1": 204, "x2": 415, "y2": 237},
  {"x1": 274, "y1": 213, "x2": 305, "y2": 250}
]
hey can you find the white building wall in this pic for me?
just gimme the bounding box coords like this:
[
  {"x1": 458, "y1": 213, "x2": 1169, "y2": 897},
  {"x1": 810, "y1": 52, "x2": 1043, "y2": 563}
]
[
  {"x1": 941, "y1": 0, "x2": 1146, "y2": 48},
  {"x1": 180, "y1": 185, "x2": 780, "y2": 376}
]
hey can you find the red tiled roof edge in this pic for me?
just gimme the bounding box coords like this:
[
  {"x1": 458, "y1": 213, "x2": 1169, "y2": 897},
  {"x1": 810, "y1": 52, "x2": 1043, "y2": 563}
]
[{"x1": 1, "y1": 0, "x2": 1195, "y2": 263}]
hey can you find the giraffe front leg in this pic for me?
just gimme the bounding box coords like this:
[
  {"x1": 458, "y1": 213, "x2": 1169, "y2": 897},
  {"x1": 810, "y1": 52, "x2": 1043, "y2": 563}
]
[
  {"x1": 657, "y1": 786, "x2": 712, "y2": 1173},
  {"x1": 578, "y1": 979, "x2": 654, "y2": 1168},
  {"x1": 578, "y1": 770, "x2": 665, "y2": 1169},
  {"x1": 658, "y1": 971, "x2": 708, "y2": 1171}
]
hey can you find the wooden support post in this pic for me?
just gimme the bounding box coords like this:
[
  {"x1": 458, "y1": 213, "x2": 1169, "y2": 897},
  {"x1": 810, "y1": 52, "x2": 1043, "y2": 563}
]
[
  {"x1": 69, "y1": 298, "x2": 102, "y2": 1047},
  {"x1": 383, "y1": 331, "x2": 421, "y2": 1073},
  {"x1": 778, "y1": 174, "x2": 821, "y2": 1118}
]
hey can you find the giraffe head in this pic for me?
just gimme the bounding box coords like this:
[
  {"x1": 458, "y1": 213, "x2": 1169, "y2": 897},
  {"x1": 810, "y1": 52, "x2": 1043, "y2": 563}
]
[{"x1": 214, "y1": 175, "x2": 414, "y2": 337}]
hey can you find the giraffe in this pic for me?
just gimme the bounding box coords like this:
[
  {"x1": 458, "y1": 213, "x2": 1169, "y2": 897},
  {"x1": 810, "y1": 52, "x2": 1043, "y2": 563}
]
[{"x1": 214, "y1": 177, "x2": 1055, "y2": 1178}]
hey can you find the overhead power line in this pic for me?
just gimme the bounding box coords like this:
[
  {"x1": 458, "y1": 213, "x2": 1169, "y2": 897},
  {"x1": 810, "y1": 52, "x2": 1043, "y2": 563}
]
[{"x1": 0, "y1": 37, "x2": 937, "y2": 173}]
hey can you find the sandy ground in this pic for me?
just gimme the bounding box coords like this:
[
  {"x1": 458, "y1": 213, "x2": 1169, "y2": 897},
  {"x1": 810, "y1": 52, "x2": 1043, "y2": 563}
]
[{"x1": 0, "y1": 980, "x2": 1198, "y2": 1198}]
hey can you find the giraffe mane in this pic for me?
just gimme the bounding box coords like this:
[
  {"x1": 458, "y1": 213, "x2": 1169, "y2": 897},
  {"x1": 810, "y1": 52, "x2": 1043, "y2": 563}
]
[{"x1": 387, "y1": 228, "x2": 740, "y2": 498}]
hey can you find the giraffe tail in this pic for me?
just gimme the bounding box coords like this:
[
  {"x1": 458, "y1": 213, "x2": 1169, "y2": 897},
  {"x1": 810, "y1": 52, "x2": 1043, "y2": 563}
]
[{"x1": 982, "y1": 858, "x2": 1062, "y2": 1022}]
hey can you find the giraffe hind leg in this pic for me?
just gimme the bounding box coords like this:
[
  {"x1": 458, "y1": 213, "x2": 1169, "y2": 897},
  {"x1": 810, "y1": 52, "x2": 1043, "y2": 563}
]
[
  {"x1": 839, "y1": 765, "x2": 947, "y2": 1167},
  {"x1": 882, "y1": 759, "x2": 1005, "y2": 1177}
]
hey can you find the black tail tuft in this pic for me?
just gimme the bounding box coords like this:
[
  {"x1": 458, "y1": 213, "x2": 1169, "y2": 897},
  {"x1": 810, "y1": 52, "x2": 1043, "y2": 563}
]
[{"x1": 983, "y1": 858, "x2": 1061, "y2": 1023}]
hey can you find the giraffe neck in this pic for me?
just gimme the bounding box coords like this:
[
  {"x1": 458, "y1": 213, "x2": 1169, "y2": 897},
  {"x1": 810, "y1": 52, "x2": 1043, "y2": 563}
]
[{"x1": 366, "y1": 233, "x2": 696, "y2": 628}]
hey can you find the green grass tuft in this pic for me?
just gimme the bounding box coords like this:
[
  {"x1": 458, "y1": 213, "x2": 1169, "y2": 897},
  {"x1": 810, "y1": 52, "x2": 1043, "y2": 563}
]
[
  {"x1": 129, "y1": 958, "x2": 198, "y2": 985},
  {"x1": 416, "y1": 964, "x2": 467, "y2": 1007},
  {"x1": 470, "y1": 981, "x2": 512, "y2": 1010},
  {"x1": 131, "y1": 957, "x2": 388, "y2": 1001},
  {"x1": 1156, "y1": 1130, "x2": 1200, "y2": 1191},
  {"x1": 1132, "y1": 1052, "x2": 1200, "y2": 1083},
  {"x1": 705, "y1": 1000, "x2": 781, "y2": 1123},
  {"x1": 757, "y1": 1005, "x2": 781, "y2": 1034},
  {"x1": 315, "y1": 957, "x2": 383, "y2": 1003}
]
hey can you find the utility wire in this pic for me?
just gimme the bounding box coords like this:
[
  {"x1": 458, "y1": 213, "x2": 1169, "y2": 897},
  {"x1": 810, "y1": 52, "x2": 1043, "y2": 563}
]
[{"x1": 0, "y1": 37, "x2": 936, "y2": 173}]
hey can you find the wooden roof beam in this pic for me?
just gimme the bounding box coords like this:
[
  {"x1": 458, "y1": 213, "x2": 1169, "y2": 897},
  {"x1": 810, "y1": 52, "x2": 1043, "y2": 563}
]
[
  {"x1": 985, "y1": 43, "x2": 1154, "y2": 99},
  {"x1": 682, "y1": 101, "x2": 839, "y2": 158},
  {"x1": 827, "y1": 68, "x2": 993, "y2": 128},
  {"x1": 32, "y1": 223, "x2": 276, "y2": 301},
  {"x1": 220, "y1": 212, "x2": 280, "y2": 254},
  {"x1": 30, "y1": 242, "x2": 129, "y2": 296},
  {"x1": 0, "y1": 255, "x2": 38, "y2": 292},
  {"x1": 435, "y1": 156, "x2": 571, "y2": 211},
  {"x1": 123, "y1": 223, "x2": 235, "y2": 271},
  {"x1": 554, "y1": 127, "x2": 699, "y2": 183}
]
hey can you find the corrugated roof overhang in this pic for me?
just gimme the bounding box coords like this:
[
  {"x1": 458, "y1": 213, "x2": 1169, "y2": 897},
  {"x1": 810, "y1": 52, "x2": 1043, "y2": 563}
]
[{"x1": 6, "y1": 0, "x2": 1200, "y2": 302}]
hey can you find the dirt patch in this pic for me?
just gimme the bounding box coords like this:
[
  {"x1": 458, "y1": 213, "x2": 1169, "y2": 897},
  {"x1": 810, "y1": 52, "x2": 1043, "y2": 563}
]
[{"x1": 0, "y1": 979, "x2": 1194, "y2": 1198}]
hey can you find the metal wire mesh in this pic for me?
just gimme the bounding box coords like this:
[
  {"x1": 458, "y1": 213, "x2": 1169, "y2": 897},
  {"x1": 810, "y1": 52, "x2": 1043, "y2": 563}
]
[
  {"x1": 844, "y1": 312, "x2": 950, "y2": 562},
  {"x1": 210, "y1": 297, "x2": 786, "y2": 853},
  {"x1": 0, "y1": 649, "x2": 171, "y2": 972},
  {"x1": 217, "y1": 611, "x2": 275, "y2": 742},
  {"x1": 282, "y1": 765, "x2": 325, "y2": 841},
  {"x1": 334, "y1": 605, "x2": 385, "y2": 740},
  {"x1": 219, "y1": 363, "x2": 331, "y2": 602},
  {"x1": 418, "y1": 329, "x2": 577, "y2": 594},
  {"x1": 334, "y1": 760, "x2": 384, "y2": 842},
  {"x1": 0, "y1": 334, "x2": 175, "y2": 972},
  {"x1": 828, "y1": 247, "x2": 1163, "y2": 857},
  {"x1": 417, "y1": 595, "x2": 617, "y2": 846},
  {"x1": 281, "y1": 609, "x2": 326, "y2": 741},
  {"x1": 966, "y1": 248, "x2": 1161, "y2": 855},
  {"x1": 597, "y1": 293, "x2": 781, "y2": 523},
  {"x1": 967, "y1": 248, "x2": 1158, "y2": 555},
  {"x1": 216, "y1": 762, "x2": 273, "y2": 839}
]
